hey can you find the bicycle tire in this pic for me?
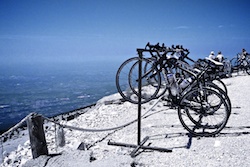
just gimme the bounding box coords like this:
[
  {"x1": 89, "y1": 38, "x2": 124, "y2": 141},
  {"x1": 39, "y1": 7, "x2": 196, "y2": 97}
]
[
  {"x1": 128, "y1": 57, "x2": 162, "y2": 103},
  {"x1": 182, "y1": 80, "x2": 231, "y2": 111},
  {"x1": 204, "y1": 82, "x2": 231, "y2": 111},
  {"x1": 116, "y1": 57, "x2": 161, "y2": 104},
  {"x1": 244, "y1": 60, "x2": 250, "y2": 75},
  {"x1": 142, "y1": 57, "x2": 169, "y2": 98},
  {"x1": 211, "y1": 79, "x2": 228, "y2": 95},
  {"x1": 230, "y1": 57, "x2": 239, "y2": 73},
  {"x1": 178, "y1": 87, "x2": 230, "y2": 137}
]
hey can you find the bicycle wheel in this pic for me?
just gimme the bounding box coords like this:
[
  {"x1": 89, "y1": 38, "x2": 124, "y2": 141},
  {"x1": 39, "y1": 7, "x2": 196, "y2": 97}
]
[
  {"x1": 116, "y1": 57, "x2": 161, "y2": 104},
  {"x1": 243, "y1": 60, "x2": 250, "y2": 75},
  {"x1": 178, "y1": 87, "x2": 230, "y2": 137},
  {"x1": 246, "y1": 66, "x2": 250, "y2": 75},
  {"x1": 204, "y1": 81, "x2": 231, "y2": 111},
  {"x1": 142, "y1": 57, "x2": 169, "y2": 98},
  {"x1": 230, "y1": 57, "x2": 239, "y2": 73},
  {"x1": 184, "y1": 80, "x2": 231, "y2": 111},
  {"x1": 128, "y1": 57, "x2": 162, "y2": 103},
  {"x1": 211, "y1": 79, "x2": 228, "y2": 95}
]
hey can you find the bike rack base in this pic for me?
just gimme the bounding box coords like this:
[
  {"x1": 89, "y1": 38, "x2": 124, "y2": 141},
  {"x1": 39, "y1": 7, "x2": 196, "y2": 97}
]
[{"x1": 108, "y1": 136, "x2": 172, "y2": 157}]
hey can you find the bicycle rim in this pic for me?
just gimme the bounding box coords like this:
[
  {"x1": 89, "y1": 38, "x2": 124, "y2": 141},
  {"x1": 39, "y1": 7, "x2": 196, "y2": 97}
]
[
  {"x1": 128, "y1": 57, "x2": 161, "y2": 103},
  {"x1": 178, "y1": 87, "x2": 230, "y2": 137},
  {"x1": 116, "y1": 57, "x2": 161, "y2": 104}
]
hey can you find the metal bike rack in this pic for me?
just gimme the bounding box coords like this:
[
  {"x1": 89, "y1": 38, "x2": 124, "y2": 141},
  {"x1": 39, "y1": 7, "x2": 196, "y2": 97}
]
[{"x1": 108, "y1": 49, "x2": 172, "y2": 157}]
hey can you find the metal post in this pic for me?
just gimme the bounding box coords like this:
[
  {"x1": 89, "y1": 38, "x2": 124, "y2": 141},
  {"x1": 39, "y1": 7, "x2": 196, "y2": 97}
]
[{"x1": 137, "y1": 49, "x2": 142, "y2": 145}]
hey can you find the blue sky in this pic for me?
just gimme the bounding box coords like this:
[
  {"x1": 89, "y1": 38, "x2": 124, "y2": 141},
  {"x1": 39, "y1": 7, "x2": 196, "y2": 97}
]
[{"x1": 0, "y1": 0, "x2": 250, "y2": 65}]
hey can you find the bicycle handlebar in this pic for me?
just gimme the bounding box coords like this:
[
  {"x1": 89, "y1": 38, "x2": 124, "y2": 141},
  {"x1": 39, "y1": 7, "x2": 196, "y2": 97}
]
[
  {"x1": 143, "y1": 42, "x2": 213, "y2": 80},
  {"x1": 143, "y1": 42, "x2": 192, "y2": 66},
  {"x1": 145, "y1": 42, "x2": 189, "y2": 54},
  {"x1": 171, "y1": 44, "x2": 189, "y2": 52},
  {"x1": 145, "y1": 42, "x2": 166, "y2": 51}
]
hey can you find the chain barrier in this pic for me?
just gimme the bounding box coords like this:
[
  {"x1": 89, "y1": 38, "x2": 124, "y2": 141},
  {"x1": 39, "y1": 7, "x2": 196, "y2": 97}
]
[
  {"x1": 0, "y1": 94, "x2": 164, "y2": 141},
  {"x1": 0, "y1": 113, "x2": 35, "y2": 139},
  {"x1": 42, "y1": 94, "x2": 165, "y2": 132}
]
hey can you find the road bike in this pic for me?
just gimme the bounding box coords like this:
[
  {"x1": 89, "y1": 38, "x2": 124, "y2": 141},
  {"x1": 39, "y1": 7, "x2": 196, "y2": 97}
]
[{"x1": 230, "y1": 53, "x2": 250, "y2": 75}]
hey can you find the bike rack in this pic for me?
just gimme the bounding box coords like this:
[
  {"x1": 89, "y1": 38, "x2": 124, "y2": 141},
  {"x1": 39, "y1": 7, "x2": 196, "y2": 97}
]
[{"x1": 108, "y1": 49, "x2": 172, "y2": 157}]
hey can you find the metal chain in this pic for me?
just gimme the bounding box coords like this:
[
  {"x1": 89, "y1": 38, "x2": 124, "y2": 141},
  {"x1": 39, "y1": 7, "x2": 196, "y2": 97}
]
[{"x1": 42, "y1": 95, "x2": 164, "y2": 133}]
